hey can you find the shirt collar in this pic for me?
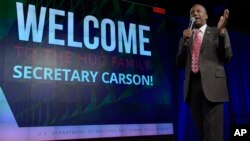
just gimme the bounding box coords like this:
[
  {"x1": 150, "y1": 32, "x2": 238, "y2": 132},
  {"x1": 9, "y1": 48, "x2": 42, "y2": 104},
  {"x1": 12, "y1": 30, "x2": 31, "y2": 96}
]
[{"x1": 198, "y1": 24, "x2": 207, "y2": 33}]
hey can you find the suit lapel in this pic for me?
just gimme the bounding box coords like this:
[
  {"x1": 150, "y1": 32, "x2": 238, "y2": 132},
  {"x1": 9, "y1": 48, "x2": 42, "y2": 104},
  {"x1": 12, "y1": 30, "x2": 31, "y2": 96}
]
[
  {"x1": 189, "y1": 26, "x2": 212, "y2": 54},
  {"x1": 200, "y1": 26, "x2": 211, "y2": 53}
]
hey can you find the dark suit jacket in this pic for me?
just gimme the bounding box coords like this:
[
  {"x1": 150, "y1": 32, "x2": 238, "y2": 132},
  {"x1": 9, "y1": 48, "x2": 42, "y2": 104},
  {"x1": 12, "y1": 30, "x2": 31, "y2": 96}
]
[{"x1": 176, "y1": 26, "x2": 233, "y2": 102}]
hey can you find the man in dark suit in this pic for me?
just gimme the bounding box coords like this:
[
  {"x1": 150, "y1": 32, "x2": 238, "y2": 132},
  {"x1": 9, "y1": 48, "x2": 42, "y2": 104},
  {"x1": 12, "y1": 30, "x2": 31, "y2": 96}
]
[{"x1": 176, "y1": 4, "x2": 233, "y2": 141}]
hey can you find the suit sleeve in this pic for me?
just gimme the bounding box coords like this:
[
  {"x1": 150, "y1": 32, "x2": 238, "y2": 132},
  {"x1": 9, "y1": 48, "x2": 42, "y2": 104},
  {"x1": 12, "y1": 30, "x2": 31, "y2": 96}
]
[
  {"x1": 176, "y1": 38, "x2": 189, "y2": 69},
  {"x1": 217, "y1": 29, "x2": 233, "y2": 63}
]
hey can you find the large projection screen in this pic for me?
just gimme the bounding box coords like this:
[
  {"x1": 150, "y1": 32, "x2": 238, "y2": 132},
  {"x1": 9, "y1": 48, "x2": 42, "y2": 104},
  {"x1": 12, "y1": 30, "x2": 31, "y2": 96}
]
[{"x1": 0, "y1": 0, "x2": 173, "y2": 140}]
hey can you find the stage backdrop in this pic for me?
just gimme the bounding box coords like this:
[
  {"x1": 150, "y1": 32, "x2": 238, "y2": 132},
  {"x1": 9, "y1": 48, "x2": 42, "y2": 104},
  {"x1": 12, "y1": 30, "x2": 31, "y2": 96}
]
[{"x1": 0, "y1": 0, "x2": 173, "y2": 140}]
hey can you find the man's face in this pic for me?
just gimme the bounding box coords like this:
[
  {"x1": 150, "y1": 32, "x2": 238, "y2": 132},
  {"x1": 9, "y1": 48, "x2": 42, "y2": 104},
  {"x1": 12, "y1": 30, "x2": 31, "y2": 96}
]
[{"x1": 190, "y1": 4, "x2": 208, "y2": 28}]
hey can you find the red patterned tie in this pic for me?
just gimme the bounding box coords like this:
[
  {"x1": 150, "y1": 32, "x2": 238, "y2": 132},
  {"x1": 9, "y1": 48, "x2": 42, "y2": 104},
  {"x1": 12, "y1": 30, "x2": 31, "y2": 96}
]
[{"x1": 191, "y1": 29, "x2": 202, "y2": 73}]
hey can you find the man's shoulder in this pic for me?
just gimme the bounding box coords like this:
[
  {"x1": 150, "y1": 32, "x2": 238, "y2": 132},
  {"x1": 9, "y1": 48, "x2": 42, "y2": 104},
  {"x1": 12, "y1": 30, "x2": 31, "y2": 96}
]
[
  {"x1": 205, "y1": 26, "x2": 227, "y2": 36},
  {"x1": 206, "y1": 26, "x2": 228, "y2": 33},
  {"x1": 206, "y1": 26, "x2": 217, "y2": 31}
]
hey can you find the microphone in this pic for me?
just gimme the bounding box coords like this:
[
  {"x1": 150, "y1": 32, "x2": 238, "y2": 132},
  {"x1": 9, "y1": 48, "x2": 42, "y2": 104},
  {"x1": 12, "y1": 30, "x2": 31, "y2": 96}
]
[
  {"x1": 184, "y1": 17, "x2": 196, "y2": 44},
  {"x1": 188, "y1": 17, "x2": 196, "y2": 29}
]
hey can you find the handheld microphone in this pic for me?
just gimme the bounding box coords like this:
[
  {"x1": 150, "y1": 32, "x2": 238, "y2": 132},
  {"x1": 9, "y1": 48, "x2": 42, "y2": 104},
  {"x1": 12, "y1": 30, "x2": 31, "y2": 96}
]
[
  {"x1": 184, "y1": 17, "x2": 196, "y2": 44},
  {"x1": 188, "y1": 17, "x2": 196, "y2": 29}
]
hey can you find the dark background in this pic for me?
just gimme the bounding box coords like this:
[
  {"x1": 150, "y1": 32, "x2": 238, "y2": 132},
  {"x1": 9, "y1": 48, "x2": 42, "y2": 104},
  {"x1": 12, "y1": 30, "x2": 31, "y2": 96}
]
[
  {"x1": 1, "y1": 0, "x2": 250, "y2": 141},
  {"x1": 128, "y1": 0, "x2": 250, "y2": 34}
]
